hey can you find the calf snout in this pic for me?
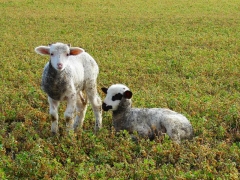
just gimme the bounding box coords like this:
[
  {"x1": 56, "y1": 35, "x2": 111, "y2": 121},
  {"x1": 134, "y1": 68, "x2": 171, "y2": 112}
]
[
  {"x1": 57, "y1": 63, "x2": 63, "y2": 70},
  {"x1": 102, "y1": 103, "x2": 112, "y2": 111}
]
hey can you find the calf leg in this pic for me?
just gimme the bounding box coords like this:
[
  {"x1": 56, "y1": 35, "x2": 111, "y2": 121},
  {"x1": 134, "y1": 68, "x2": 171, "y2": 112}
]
[
  {"x1": 48, "y1": 97, "x2": 60, "y2": 134},
  {"x1": 163, "y1": 117, "x2": 181, "y2": 143},
  {"x1": 136, "y1": 125, "x2": 153, "y2": 139},
  {"x1": 64, "y1": 92, "x2": 77, "y2": 131},
  {"x1": 73, "y1": 91, "x2": 88, "y2": 131},
  {"x1": 86, "y1": 83, "x2": 102, "y2": 132}
]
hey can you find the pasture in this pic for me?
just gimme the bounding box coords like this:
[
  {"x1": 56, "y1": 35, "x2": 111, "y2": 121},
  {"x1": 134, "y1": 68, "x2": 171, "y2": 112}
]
[{"x1": 0, "y1": 0, "x2": 239, "y2": 179}]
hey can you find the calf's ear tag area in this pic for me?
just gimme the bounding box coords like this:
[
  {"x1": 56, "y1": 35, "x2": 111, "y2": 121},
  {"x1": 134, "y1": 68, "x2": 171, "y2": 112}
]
[
  {"x1": 101, "y1": 87, "x2": 108, "y2": 94},
  {"x1": 123, "y1": 90, "x2": 132, "y2": 99}
]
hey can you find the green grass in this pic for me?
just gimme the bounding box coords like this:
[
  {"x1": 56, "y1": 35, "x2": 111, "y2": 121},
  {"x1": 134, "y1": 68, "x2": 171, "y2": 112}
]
[{"x1": 0, "y1": 0, "x2": 239, "y2": 179}]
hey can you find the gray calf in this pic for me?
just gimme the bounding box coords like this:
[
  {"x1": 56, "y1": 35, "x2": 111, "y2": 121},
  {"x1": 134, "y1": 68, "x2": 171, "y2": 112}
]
[{"x1": 102, "y1": 84, "x2": 193, "y2": 143}]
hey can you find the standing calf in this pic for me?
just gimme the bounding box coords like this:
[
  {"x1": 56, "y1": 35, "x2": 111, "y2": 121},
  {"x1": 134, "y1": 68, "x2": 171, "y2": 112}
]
[
  {"x1": 102, "y1": 84, "x2": 193, "y2": 143},
  {"x1": 35, "y1": 42, "x2": 102, "y2": 134}
]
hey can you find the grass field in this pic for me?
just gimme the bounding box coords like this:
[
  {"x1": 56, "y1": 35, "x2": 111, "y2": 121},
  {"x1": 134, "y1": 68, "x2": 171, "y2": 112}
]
[{"x1": 0, "y1": 0, "x2": 239, "y2": 179}]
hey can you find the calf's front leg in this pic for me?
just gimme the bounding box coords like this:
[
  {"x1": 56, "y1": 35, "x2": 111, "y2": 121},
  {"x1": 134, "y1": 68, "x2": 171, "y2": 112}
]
[
  {"x1": 48, "y1": 97, "x2": 60, "y2": 134},
  {"x1": 64, "y1": 92, "x2": 77, "y2": 131}
]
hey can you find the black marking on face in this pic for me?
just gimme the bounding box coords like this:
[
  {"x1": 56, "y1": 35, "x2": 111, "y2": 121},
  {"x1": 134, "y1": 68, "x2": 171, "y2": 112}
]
[
  {"x1": 112, "y1": 93, "x2": 123, "y2": 101},
  {"x1": 102, "y1": 103, "x2": 112, "y2": 111}
]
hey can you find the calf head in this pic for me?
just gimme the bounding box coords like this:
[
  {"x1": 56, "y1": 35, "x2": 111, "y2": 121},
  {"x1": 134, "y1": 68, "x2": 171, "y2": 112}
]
[
  {"x1": 35, "y1": 42, "x2": 84, "y2": 71},
  {"x1": 101, "y1": 84, "x2": 132, "y2": 111}
]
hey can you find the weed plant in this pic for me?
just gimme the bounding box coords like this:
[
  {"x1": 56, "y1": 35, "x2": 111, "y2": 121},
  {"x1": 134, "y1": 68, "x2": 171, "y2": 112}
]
[{"x1": 0, "y1": 0, "x2": 239, "y2": 179}]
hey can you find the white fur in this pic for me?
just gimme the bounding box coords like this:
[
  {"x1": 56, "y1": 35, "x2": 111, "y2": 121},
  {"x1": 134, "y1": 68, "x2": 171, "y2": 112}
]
[{"x1": 35, "y1": 42, "x2": 102, "y2": 133}]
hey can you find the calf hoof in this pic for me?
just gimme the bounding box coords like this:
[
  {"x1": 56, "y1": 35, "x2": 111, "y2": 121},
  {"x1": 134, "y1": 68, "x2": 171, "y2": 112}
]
[
  {"x1": 51, "y1": 131, "x2": 57, "y2": 136},
  {"x1": 51, "y1": 126, "x2": 58, "y2": 134},
  {"x1": 94, "y1": 125, "x2": 102, "y2": 133}
]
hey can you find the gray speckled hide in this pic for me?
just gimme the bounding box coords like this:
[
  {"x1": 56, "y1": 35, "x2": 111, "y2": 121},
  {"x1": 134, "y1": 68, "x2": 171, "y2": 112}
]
[
  {"x1": 102, "y1": 84, "x2": 193, "y2": 143},
  {"x1": 42, "y1": 61, "x2": 80, "y2": 101},
  {"x1": 113, "y1": 99, "x2": 193, "y2": 143}
]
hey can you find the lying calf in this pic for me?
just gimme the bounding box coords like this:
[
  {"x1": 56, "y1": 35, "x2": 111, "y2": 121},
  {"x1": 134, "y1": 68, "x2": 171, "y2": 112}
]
[{"x1": 102, "y1": 84, "x2": 193, "y2": 143}]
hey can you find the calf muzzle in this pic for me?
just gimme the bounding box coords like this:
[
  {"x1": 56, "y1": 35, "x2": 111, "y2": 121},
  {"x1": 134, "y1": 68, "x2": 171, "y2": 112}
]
[{"x1": 102, "y1": 103, "x2": 112, "y2": 111}]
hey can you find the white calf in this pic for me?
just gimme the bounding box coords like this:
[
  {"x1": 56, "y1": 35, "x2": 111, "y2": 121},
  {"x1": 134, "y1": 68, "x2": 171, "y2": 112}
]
[{"x1": 35, "y1": 42, "x2": 102, "y2": 134}]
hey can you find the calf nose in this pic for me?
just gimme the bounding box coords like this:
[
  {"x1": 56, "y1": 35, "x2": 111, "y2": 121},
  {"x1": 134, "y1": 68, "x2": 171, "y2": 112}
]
[
  {"x1": 102, "y1": 103, "x2": 112, "y2": 111},
  {"x1": 57, "y1": 63, "x2": 63, "y2": 70}
]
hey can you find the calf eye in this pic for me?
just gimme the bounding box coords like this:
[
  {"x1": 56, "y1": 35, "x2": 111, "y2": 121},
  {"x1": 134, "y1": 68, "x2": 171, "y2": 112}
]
[
  {"x1": 112, "y1": 93, "x2": 123, "y2": 101},
  {"x1": 50, "y1": 53, "x2": 54, "y2": 56}
]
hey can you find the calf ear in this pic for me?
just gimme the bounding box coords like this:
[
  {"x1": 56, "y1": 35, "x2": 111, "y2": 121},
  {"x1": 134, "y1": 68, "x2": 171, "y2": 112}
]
[
  {"x1": 70, "y1": 47, "x2": 85, "y2": 55},
  {"x1": 123, "y1": 90, "x2": 132, "y2": 99},
  {"x1": 101, "y1": 87, "x2": 108, "y2": 94},
  {"x1": 35, "y1": 46, "x2": 50, "y2": 55}
]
